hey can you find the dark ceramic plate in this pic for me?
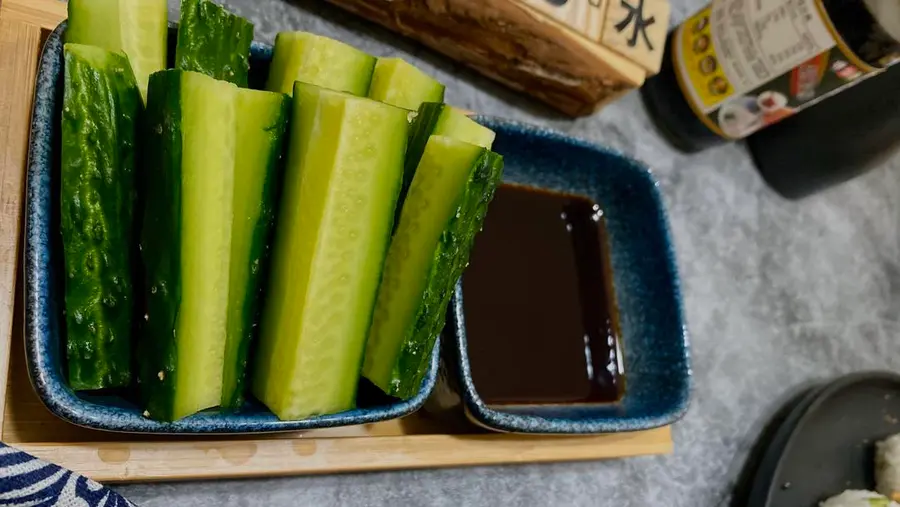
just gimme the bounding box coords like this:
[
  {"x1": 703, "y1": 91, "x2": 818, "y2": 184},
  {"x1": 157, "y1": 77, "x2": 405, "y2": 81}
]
[
  {"x1": 758, "y1": 372, "x2": 900, "y2": 506},
  {"x1": 739, "y1": 385, "x2": 824, "y2": 507},
  {"x1": 24, "y1": 23, "x2": 439, "y2": 434},
  {"x1": 434, "y1": 118, "x2": 691, "y2": 433}
]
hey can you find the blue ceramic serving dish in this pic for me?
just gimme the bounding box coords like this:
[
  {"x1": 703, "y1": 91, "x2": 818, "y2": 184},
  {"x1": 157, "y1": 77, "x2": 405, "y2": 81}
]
[
  {"x1": 27, "y1": 22, "x2": 689, "y2": 435},
  {"x1": 433, "y1": 118, "x2": 692, "y2": 434},
  {"x1": 24, "y1": 23, "x2": 439, "y2": 434}
]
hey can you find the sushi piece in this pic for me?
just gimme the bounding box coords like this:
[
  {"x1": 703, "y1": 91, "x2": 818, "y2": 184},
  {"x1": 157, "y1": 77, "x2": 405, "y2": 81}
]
[
  {"x1": 820, "y1": 490, "x2": 898, "y2": 507},
  {"x1": 877, "y1": 434, "x2": 900, "y2": 501}
]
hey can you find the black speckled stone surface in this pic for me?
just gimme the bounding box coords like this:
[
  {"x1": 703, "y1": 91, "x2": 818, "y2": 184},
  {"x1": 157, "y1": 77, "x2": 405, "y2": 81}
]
[{"x1": 117, "y1": 0, "x2": 900, "y2": 505}]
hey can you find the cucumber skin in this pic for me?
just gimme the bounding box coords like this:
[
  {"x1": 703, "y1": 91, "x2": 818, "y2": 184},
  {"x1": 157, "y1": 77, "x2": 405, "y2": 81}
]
[
  {"x1": 387, "y1": 151, "x2": 504, "y2": 399},
  {"x1": 138, "y1": 70, "x2": 184, "y2": 421},
  {"x1": 175, "y1": 0, "x2": 253, "y2": 87},
  {"x1": 61, "y1": 45, "x2": 140, "y2": 390},
  {"x1": 220, "y1": 94, "x2": 291, "y2": 411}
]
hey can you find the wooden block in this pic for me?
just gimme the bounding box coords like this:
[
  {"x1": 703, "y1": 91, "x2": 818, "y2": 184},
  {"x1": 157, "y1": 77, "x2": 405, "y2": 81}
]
[
  {"x1": 517, "y1": 0, "x2": 608, "y2": 42},
  {"x1": 324, "y1": 0, "x2": 646, "y2": 116},
  {"x1": 602, "y1": 0, "x2": 670, "y2": 73},
  {"x1": 512, "y1": 0, "x2": 670, "y2": 74}
]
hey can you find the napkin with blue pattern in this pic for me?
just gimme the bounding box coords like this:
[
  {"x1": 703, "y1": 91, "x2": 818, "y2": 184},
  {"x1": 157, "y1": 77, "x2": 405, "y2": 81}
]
[{"x1": 0, "y1": 443, "x2": 134, "y2": 506}]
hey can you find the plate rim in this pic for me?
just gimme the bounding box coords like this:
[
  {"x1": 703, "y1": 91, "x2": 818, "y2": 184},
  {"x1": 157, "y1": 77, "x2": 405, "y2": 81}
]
[{"x1": 764, "y1": 370, "x2": 900, "y2": 505}]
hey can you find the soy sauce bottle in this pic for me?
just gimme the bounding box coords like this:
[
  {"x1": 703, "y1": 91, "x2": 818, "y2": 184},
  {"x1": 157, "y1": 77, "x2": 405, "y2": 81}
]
[
  {"x1": 641, "y1": 0, "x2": 900, "y2": 154},
  {"x1": 748, "y1": 60, "x2": 900, "y2": 198}
]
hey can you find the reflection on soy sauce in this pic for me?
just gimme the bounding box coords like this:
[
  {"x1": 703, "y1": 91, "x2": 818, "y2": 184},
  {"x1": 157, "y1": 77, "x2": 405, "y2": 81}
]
[{"x1": 463, "y1": 184, "x2": 624, "y2": 406}]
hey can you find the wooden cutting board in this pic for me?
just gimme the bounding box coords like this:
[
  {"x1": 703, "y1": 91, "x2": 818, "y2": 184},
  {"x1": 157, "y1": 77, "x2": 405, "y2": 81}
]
[{"x1": 0, "y1": 0, "x2": 672, "y2": 483}]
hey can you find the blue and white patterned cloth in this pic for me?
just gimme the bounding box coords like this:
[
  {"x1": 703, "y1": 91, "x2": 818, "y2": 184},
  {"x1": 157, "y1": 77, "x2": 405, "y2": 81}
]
[{"x1": 0, "y1": 444, "x2": 134, "y2": 506}]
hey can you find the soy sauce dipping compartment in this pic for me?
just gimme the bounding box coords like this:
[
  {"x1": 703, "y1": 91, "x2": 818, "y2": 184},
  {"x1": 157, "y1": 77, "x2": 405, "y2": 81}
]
[
  {"x1": 464, "y1": 185, "x2": 624, "y2": 407},
  {"x1": 433, "y1": 117, "x2": 690, "y2": 434}
]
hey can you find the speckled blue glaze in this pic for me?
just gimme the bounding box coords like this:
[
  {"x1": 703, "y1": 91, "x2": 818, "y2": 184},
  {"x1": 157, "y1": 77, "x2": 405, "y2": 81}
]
[
  {"x1": 24, "y1": 23, "x2": 438, "y2": 434},
  {"x1": 436, "y1": 117, "x2": 692, "y2": 434}
]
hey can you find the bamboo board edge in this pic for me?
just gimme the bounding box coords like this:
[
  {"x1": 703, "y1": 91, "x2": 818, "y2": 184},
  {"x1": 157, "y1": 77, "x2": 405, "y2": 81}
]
[{"x1": 17, "y1": 427, "x2": 672, "y2": 483}]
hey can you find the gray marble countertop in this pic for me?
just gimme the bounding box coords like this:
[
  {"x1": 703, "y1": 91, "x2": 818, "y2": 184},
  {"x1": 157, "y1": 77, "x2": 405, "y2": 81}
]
[{"x1": 117, "y1": 0, "x2": 900, "y2": 505}]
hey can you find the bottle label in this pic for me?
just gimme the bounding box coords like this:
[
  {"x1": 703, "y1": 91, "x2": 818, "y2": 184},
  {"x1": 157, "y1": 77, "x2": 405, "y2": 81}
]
[
  {"x1": 673, "y1": 0, "x2": 880, "y2": 139},
  {"x1": 515, "y1": 0, "x2": 671, "y2": 73}
]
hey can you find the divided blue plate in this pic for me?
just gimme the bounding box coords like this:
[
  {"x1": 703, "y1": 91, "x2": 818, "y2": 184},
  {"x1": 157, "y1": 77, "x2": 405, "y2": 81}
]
[
  {"x1": 24, "y1": 23, "x2": 438, "y2": 434},
  {"x1": 436, "y1": 118, "x2": 692, "y2": 433},
  {"x1": 26, "y1": 22, "x2": 690, "y2": 435}
]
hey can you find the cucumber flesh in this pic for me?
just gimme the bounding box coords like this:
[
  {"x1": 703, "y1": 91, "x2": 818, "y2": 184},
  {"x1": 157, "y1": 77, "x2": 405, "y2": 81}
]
[
  {"x1": 367, "y1": 58, "x2": 445, "y2": 110},
  {"x1": 364, "y1": 136, "x2": 504, "y2": 397},
  {"x1": 61, "y1": 43, "x2": 141, "y2": 390},
  {"x1": 140, "y1": 70, "x2": 238, "y2": 421},
  {"x1": 364, "y1": 136, "x2": 480, "y2": 393},
  {"x1": 404, "y1": 150, "x2": 503, "y2": 394},
  {"x1": 265, "y1": 32, "x2": 375, "y2": 96},
  {"x1": 407, "y1": 103, "x2": 496, "y2": 173},
  {"x1": 433, "y1": 107, "x2": 496, "y2": 148},
  {"x1": 221, "y1": 89, "x2": 290, "y2": 410},
  {"x1": 66, "y1": 0, "x2": 167, "y2": 102},
  {"x1": 253, "y1": 82, "x2": 407, "y2": 420},
  {"x1": 395, "y1": 103, "x2": 496, "y2": 227},
  {"x1": 66, "y1": 0, "x2": 121, "y2": 53},
  {"x1": 120, "y1": 0, "x2": 168, "y2": 101},
  {"x1": 176, "y1": 72, "x2": 237, "y2": 418},
  {"x1": 175, "y1": 0, "x2": 253, "y2": 87}
]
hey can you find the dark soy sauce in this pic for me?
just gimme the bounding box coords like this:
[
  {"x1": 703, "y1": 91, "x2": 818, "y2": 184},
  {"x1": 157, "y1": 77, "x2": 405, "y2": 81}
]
[{"x1": 463, "y1": 185, "x2": 624, "y2": 406}]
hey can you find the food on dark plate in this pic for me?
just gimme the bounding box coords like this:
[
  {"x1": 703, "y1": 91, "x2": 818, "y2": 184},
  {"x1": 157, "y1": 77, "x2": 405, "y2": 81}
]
[
  {"x1": 820, "y1": 490, "x2": 897, "y2": 507},
  {"x1": 877, "y1": 433, "x2": 900, "y2": 501}
]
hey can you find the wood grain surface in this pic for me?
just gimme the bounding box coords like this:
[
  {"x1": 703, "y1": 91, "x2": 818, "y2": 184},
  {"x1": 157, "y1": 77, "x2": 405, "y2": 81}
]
[
  {"x1": 324, "y1": 0, "x2": 647, "y2": 116},
  {"x1": 519, "y1": 0, "x2": 609, "y2": 42},
  {"x1": 0, "y1": 14, "x2": 42, "y2": 433},
  {"x1": 0, "y1": 0, "x2": 67, "y2": 31}
]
